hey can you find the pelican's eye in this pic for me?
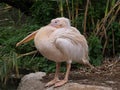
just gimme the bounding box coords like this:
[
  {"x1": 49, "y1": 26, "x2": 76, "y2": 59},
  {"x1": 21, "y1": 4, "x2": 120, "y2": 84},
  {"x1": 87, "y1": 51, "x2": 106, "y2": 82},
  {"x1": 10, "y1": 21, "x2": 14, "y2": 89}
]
[
  {"x1": 54, "y1": 20, "x2": 60, "y2": 24},
  {"x1": 55, "y1": 21, "x2": 57, "y2": 23}
]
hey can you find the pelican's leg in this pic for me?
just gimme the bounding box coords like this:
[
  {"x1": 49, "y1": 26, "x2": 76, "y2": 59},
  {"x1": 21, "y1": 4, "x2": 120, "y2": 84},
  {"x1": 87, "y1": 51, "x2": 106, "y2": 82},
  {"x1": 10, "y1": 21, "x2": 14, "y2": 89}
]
[
  {"x1": 45, "y1": 62, "x2": 60, "y2": 87},
  {"x1": 54, "y1": 62, "x2": 71, "y2": 87},
  {"x1": 82, "y1": 59, "x2": 94, "y2": 69}
]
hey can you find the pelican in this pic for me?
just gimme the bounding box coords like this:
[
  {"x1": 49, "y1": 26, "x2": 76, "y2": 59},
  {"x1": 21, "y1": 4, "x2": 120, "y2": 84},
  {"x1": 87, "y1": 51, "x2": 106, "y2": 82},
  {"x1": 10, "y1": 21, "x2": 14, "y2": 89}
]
[{"x1": 16, "y1": 17, "x2": 93, "y2": 87}]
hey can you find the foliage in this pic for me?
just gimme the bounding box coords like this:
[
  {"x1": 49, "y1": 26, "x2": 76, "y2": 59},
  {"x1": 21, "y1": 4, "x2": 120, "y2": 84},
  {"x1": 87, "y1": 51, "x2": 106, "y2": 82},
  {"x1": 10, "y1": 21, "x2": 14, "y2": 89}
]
[
  {"x1": 0, "y1": 25, "x2": 56, "y2": 84},
  {"x1": 0, "y1": 52, "x2": 19, "y2": 84},
  {"x1": 107, "y1": 22, "x2": 120, "y2": 56},
  {"x1": 30, "y1": 0, "x2": 57, "y2": 24},
  {"x1": 88, "y1": 35, "x2": 103, "y2": 66}
]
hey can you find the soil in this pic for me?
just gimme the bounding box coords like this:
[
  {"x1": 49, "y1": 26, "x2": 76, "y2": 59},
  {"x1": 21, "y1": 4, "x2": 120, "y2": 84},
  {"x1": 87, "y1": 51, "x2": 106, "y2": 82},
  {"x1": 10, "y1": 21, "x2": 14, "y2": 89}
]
[
  {"x1": 43, "y1": 57, "x2": 120, "y2": 90},
  {"x1": 1, "y1": 57, "x2": 119, "y2": 90}
]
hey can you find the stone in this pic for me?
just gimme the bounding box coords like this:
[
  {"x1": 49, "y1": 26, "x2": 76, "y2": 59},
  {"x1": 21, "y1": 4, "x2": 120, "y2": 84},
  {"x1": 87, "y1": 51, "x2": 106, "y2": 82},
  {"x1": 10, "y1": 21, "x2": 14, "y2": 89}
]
[
  {"x1": 17, "y1": 72, "x2": 46, "y2": 90},
  {"x1": 46, "y1": 83, "x2": 112, "y2": 90},
  {"x1": 17, "y1": 72, "x2": 112, "y2": 90},
  {"x1": 105, "y1": 81, "x2": 116, "y2": 84}
]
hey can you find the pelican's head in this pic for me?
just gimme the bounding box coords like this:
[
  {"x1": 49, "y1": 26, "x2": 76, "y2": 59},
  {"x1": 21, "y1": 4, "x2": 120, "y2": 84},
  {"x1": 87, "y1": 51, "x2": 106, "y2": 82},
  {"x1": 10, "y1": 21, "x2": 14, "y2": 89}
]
[{"x1": 49, "y1": 17, "x2": 71, "y2": 28}]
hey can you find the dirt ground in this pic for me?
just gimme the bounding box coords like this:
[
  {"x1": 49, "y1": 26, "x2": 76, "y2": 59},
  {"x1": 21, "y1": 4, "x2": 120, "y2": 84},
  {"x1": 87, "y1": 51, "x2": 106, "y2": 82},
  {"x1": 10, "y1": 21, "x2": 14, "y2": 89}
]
[
  {"x1": 43, "y1": 57, "x2": 120, "y2": 90},
  {"x1": 1, "y1": 57, "x2": 119, "y2": 90}
]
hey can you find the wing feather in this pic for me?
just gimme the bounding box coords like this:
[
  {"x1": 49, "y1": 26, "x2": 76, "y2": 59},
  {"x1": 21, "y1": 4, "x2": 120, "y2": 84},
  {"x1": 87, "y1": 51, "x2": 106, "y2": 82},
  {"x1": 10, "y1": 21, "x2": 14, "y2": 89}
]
[{"x1": 53, "y1": 28, "x2": 88, "y2": 62}]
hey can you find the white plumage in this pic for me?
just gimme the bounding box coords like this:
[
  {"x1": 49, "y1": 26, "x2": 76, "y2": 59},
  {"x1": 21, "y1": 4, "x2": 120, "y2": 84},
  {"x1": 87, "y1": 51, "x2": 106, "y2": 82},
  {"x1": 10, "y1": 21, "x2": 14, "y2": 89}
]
[{"x1": 16, "y1": 17, "x2": 93, "y2": 87}]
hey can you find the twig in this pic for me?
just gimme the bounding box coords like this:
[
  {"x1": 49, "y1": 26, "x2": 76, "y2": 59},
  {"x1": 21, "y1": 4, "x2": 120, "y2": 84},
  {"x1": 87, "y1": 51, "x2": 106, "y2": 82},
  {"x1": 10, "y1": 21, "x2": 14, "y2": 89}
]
[
  {"x1": 107, "y1": 59, "x2": 119, "y2": 68},
  {"x1": 0, "y1": 6, "x2": 12, "y2": 11},
  {"x1": 102, "y1": 26, "x2": 108, "y2": 55},
  {"x1": 0, "y1": 18, "x2": 9, "y2": 22},
  {"x1": 106, "y1": 4, "x2": 120, "y2": 30},
  {"x1": 112, "y1": 29, "x2": 115, "y2": 56},
  {"x1": 95, "y1": 1, "x2": 120, "y2": 36},
  {"x1": 17, "y1": 50, "x2": 38, "y2": 58}
]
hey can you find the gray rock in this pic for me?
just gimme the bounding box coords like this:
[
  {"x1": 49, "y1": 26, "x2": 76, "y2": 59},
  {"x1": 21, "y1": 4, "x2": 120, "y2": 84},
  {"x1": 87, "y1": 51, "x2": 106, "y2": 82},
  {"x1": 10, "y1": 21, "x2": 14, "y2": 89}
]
[
  {"x1": 105, "y1": 81, "x2": 116, "y2": 84},
  {"x1": 46, "y1": 83, "x2": 112, "y2": 90},
  {"x1": 17, "y1": 72, "x2": 112, "y2": 90},
  {"x1": 17, "y1": 72, "x2": 46, "y2": 90}
]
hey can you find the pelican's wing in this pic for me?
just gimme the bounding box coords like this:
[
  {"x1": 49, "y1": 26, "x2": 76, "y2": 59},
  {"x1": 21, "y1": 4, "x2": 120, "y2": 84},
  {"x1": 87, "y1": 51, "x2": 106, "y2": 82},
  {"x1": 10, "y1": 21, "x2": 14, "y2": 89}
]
[
  {"x1": 16, "y1": 30, "x2": 39, "y2": 47},
  {"x1": 71, "y1": 27, "x2": 81, "y2": 34},
  {"x1": 54, "y1": 28, "x2": 87, "y2": 47},
  {"x1": 53, "y1": 28, "x2": 88, "y2": 61}
]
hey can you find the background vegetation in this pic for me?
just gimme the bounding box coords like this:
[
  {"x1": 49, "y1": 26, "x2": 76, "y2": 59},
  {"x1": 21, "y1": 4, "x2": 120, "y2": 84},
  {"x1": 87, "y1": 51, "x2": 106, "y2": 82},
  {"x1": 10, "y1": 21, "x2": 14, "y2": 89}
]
[{"x1": 0, "y1": 0, "x2": 120, "y2": 87}]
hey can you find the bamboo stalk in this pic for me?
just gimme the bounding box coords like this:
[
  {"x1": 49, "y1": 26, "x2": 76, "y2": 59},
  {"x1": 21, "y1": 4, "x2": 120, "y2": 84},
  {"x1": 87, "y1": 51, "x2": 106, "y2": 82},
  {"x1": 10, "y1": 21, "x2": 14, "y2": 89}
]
[
  {"x1": 71, "y1": 0, "x2": 74, "y2": 26},
  {"x1": 103, "y1": 1, "x2": 120, "y2": 23},
  {"x1": 75, "y1": 0, "x2": 79, "y2": 27},
  {"x1": 59, "y1": 0, "x2": 64, "y2": 17},
  {"x1": 89, "y1": 1, "x2": 95, "y2": 28},
  {"x1": 102, "y1": 26, "x2": 108, "y2": 55},
  {"x1": 83, "y1": 0, "x2": 89, "y2": 36},
  {"x1": 95, "y1": 1, "x2": 120, "y2": 36},
  {"x1": 106, "y1": 5, "x2": 120, "y2": 30},
  {"x1": 97, "y1": 1, "x2": 120, "y2": 55},
  {"x1": 66, "y1": 0, "x2": 71, "y2": 19},
  {"x1": 105, "y1": 0, "x2": 110, "y2": 17},
  {"x1": 4, "y1": 75, "x2": 8, "y2": 85},
  {"x1": 111, "y1": 0, "x2": 115, "y2": 7},
  {"x1": 15, "y1": 64, "x2": 19, "y2": 78},
  {"x1": 13, "y1": 53, "x2": 20, "y2": 78}
]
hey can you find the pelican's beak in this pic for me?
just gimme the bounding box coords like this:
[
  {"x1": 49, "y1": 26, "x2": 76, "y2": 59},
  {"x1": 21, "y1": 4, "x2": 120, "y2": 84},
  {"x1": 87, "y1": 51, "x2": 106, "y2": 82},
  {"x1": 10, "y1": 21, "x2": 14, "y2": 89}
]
[{"x1": 16, "y1": 30, "x2": 38, "y2": 47}]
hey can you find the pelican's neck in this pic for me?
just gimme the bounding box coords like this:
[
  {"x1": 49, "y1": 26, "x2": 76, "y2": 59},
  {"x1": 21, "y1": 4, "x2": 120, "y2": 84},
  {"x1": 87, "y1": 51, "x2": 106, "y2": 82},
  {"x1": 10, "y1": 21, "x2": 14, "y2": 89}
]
[{"x1": 37, "y1": 26, "x2": 56, "y2": 39}]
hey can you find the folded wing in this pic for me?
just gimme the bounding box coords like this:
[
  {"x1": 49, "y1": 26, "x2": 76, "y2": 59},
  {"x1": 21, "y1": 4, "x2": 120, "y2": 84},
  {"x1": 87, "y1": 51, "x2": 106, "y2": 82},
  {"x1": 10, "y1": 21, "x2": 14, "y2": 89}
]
[{"x1": 52, "y1": 28, "x2": 89, "y2": 63}]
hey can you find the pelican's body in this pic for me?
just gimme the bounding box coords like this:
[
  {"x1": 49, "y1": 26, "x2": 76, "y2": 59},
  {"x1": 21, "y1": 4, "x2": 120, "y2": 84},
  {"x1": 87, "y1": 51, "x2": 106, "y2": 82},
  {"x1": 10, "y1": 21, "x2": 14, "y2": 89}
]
[
  {"x1": 16, "y1": 17, "x2": 93, "y2": 87},
  {"x1": 34, "y1": 26, "x2": 89, "y2": 64}
]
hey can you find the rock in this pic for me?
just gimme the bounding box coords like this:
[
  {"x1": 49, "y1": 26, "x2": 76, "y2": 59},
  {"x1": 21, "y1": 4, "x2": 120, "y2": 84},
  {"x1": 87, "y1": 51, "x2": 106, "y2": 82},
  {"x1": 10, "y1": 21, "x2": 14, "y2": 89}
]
[
  {"x1": 46, "y1": 83, "x2": 112, "y2": 90},
  {"x1": 17, "y1": 72, "x2": 46, "y2": 90},
  {"x1": 17, "y1": 72, "x2": 112, "y2": 90},
  {"x1": 105, "y1": 81, "x2": 116, "y2": 84}
]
